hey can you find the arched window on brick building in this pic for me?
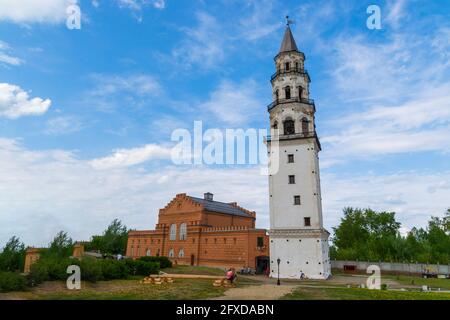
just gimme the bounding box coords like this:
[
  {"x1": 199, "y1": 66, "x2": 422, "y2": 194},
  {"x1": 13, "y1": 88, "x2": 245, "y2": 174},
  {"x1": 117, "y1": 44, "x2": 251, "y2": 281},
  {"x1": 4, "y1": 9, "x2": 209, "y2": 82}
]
[
  {"x1": 169, "y1": 224, "x2": 177, "y2": 240},
  {"x1": 168, "y1": 248, "x2": 175, "y2": 258},
  {"x1": 179, "y1": 223, "x2": 187, "y2": 240},
  {"x1": 178, "y1": 248, "x2": 185, "y2": 258}
]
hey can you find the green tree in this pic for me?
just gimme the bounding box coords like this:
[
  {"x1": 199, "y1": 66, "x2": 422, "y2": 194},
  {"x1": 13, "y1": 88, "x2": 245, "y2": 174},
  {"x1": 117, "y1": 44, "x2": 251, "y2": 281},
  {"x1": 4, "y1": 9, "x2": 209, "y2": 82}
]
[
  {"x1": 0, "y1": 236, "x2": 26, "y2": 272},
  {"x1": 86, "y1": 219, "x2": 129, "y2": 255},
  {"x1": 44, "y1": 231, "x2": 73, "y2": 258},
  {"x1": 443, "y1": 209, "x2": 450, "y2": 234},
  {"x1": 331, "y1": 208, "x2": 450, "y2": 264},
  {"x1": 331, "y1": 208, "x2": 402, "y2": 261},
  {"x1": 425, "y1": 214, "x2": 450, "y2": 263}
]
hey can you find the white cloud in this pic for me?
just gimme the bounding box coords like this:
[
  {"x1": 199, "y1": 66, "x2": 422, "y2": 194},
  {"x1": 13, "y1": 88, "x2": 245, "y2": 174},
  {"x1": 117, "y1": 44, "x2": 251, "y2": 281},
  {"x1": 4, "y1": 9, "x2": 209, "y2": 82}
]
[
  {"x1": 116, "y1": 0, "x2": 165, "y2": 11},
  {"x1": 0, "y1": 138, "x2": 267, "y2": 247},
  {"x1": 0, "y1": 41, "x2": 23, "y2": 66},
  {"x1": 237, "y1": 0, "x2": 279, "y2": 41},
  {"x1": 385, "y1": 0, "x2": 407, "y2": 29},
  {"x1": 84, "y1": 74, "x2": 163, "y2": 112},
  {"x1": 319, "y1": 25, "x2": 450, "y2": 165},
  {"x1": 90, "y1": 144, "x2": 172, "y2": 169},
  {"x1": 90, "y1": 74, "x2": 162, "y2": 97},
  {"x1": 321, "y1": 83, "x2": 450, "y2": 164},
  {"x1": 0, "y1": 138, "x2": 447, "y2": 247},
  {"x1": 0, "y1": 0, "x2": 71, "y2": 24},
  {"x1": 45, "y1": 116, "x2": 83, "y2": 135},
  {"x1": 172, "y1": 12, "x2": 225, "y2": 70},
  {"x1": 199, "y1": 79, "x2": 263, "y2": 125},
  {"x1": 329, "y1": 27, "x2": 450, "y2": 104},
  {"x1": 0, "y1": 83, "x2": 51, "y2": 119},
  {"x1": 322, "y1": 171, "x2": 450, "y2": 231}
]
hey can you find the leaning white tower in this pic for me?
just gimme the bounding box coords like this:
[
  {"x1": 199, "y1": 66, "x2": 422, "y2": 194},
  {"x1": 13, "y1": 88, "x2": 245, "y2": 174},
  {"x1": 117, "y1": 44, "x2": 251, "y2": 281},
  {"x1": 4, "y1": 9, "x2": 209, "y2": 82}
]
[{"x1": 267, "y1": 22, "x2": 331, "y2": 280}]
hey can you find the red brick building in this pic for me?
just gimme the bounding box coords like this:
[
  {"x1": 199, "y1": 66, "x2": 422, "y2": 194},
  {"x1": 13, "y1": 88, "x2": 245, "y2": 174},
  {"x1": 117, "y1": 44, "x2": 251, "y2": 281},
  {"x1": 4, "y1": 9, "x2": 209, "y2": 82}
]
[{"x1": 126, "y1": 193, "x2": 269, "y2": 272}]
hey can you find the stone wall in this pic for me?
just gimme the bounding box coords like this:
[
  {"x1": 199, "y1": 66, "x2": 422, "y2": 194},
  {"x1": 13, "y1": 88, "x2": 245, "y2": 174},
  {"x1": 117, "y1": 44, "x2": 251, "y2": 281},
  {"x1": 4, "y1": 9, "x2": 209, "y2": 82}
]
[{"x1": 332, "y1": 260, "x2": 450, "y2": 275}]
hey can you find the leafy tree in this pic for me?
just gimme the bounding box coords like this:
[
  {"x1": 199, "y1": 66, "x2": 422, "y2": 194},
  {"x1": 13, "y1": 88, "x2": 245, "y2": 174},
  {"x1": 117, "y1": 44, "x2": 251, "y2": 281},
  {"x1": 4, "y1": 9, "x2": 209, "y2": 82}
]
[
  {"x1": 0, "y1": 236, "x2": 26, "y2": 272},
  {"x1": 443, "y1": 209, "x2": 450, "y2": 234},
  {"x1": 85, "y1": 219, "x2": 129, "y2": 255},
  {"x1": 44, "y1": 231, "x2": 73, "y2": 258},
  {"x1": 331, "y1": 208, "x2": 450, "y2": 264}
]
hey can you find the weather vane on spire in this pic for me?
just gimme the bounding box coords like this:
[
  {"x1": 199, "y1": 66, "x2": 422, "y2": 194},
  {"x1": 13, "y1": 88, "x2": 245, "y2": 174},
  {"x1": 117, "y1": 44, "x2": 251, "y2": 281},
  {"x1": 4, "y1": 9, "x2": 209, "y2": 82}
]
[{"x1": 285, "y1": 15, "x2": 295, "y2": 26}]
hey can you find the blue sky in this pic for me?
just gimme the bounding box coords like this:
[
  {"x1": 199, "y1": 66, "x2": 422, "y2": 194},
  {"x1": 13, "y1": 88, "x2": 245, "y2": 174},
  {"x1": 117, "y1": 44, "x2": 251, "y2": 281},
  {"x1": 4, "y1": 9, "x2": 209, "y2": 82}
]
[{"x1": 0, "y1": 0, "x2": 449, "y2": 247}]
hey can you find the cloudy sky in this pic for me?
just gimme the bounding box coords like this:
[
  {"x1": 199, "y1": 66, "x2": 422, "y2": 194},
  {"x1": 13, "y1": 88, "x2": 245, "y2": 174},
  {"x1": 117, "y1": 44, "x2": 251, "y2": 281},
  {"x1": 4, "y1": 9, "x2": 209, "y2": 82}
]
[{"x1": 0, "y1": 0, "x2": 449, "y2": 247}]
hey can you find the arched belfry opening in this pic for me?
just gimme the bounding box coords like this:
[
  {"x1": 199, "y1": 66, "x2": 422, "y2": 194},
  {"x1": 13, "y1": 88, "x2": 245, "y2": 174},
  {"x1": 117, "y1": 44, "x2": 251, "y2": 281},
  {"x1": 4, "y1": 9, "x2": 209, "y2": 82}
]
[
  {"x1": 283, "y1": 118, "x2": 295, "y2": 135},
  {"x1": 285, "y1": 86, "x2": 291, "y2": 99}
]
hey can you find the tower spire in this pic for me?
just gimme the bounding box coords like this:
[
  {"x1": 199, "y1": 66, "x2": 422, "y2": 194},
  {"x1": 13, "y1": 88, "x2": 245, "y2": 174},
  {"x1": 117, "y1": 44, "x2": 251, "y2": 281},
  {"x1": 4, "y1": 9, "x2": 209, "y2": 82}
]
[{"x1": 279, "y1": 17, "x2": 298, "y2": 53}]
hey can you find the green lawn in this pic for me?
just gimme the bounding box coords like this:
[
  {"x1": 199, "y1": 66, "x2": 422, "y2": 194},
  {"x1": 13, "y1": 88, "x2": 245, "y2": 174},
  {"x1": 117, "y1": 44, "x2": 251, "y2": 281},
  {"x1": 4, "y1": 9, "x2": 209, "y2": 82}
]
[
  {"x1": 163, "y1": 265, "x2": 225, "y2": 276},
  {"x1": 331, "y1": 269, "x2": 450, "y2": 290},
  {"x1": 282, "y1": 286, "x2": 450, "y2": 300},
  {"x1": 0, "y1": 278, "x2": 226, "y2": 300},
  {"x1": 384, "y1": 275, "x2": 450, "y2": 290}
]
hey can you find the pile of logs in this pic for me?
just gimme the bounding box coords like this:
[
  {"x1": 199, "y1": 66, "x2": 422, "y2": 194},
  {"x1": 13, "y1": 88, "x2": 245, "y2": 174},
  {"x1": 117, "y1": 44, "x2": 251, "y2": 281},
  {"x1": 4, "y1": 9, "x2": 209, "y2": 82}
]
[
  {"x1": 140, "y1": 276, "x2": 174, "y2": 285},
  {"x1": 213, "y1": 278, "x2": 234, "y2": 288}
]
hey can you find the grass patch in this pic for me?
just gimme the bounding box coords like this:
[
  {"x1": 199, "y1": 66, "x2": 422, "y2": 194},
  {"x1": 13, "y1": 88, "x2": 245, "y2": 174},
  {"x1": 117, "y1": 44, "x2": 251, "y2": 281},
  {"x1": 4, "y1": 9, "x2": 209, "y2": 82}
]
[
  {"x1": 282, "y1": 286, "x2": 450, "y2": 300},
  {"x1": 0, "y1": 279, "x2": 226, "y2": 300},
  {"x1": 384, "y1": 275, "x2": 450, "y2": 290},
  {"x1": 163, "y1": 265, "x2": 225, "y2": 276}
]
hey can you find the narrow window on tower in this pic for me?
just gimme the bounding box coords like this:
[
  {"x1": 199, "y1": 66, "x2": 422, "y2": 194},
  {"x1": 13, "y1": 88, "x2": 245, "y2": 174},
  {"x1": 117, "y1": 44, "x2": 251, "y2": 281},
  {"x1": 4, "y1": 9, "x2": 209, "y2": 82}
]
[
  {"x1": 298, "y1": 86, "x2": 303, "y2": 99},
  {"x1": 288, "y1": 154, "x2": 294, "y2": 163},
  {"x1": 295, "y1": 62, "x2": 299, "y2": 70},
  {"x1": 304, "y1": 217, "x2": 311, "y2": 226},
  {"x1": 301, "y1": 117, "x2": 309, "y2": 134},
  {"x1": 294, "y1": 195, "x2": 301, "y2": 205},
  {"x1": 289, "y1": 175, "x2": 296, "y2": 184},
  {"x1": 285, "y1": 62, "x2": 290, "y2": 71},
  {"x1": 285, "y1": 86, "x2": 291, "y2": 99}
]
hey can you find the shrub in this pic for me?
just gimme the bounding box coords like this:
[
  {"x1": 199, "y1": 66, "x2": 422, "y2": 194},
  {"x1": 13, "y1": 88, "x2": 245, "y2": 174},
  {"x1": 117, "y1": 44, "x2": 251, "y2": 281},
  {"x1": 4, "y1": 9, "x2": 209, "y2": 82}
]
[
  {"x1": 101, "y1": 259, "x2": 127, "y2": 280},
  {"x1": 79, "y1": 257, "x2": 103, "y2": 283},
  {"x1": 46, "y1": 258, "x2": 73, "y2": 280},
  {"x1": 138, "y1": 256, "x2": 172, "y2": 269},
  {"x1": 0, "y1": 272, "x2": 27, "y2": 292},
  {"x1": 28, "y1": 262, "x2": 49, "y2": 285},
  {"x1": 29, "y1": 257, "x2": 79, "y2": 284},
  {"x1": 124, "y1": 259, "x2": 159, "y2": 276},
  {"x1": 134, "y1": 260, "x2": 159, "y2": 276}
]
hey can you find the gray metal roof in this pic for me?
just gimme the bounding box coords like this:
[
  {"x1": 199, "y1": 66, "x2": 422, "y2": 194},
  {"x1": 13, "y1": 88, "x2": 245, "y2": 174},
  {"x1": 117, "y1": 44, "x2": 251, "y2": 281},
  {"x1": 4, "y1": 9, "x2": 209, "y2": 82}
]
[
  {"x1": 279, "y1": 25, "x2": 298, "y2": 53},
  {"x1": 189, "y1": 196, "x2": 253, "y2": 218}
]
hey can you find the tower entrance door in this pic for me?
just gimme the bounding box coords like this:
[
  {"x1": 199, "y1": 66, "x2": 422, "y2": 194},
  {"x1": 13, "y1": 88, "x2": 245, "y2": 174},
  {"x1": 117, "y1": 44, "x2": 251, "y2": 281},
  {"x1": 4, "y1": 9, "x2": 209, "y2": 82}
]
[{"x1": 256, "y1": 256, "x2": 270, "y2": 275}]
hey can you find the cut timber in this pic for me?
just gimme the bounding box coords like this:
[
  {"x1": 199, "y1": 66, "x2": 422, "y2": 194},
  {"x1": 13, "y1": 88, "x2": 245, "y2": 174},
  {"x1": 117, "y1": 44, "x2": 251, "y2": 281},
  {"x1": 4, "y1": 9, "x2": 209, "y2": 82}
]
[
  {"x1": 140, "y1": 275, "x2": 176, "y2": 285},
  {"x1": 212, "y1": 278, "x2": 235, "y2": 288}
]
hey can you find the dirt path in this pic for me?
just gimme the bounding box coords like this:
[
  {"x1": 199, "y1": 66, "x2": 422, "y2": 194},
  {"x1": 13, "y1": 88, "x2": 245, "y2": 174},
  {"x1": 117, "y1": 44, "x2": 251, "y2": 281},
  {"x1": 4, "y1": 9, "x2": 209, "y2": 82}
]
[{"x1": 212, "y1": 284, "x2": 295, "y2": 300}]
